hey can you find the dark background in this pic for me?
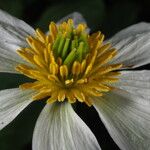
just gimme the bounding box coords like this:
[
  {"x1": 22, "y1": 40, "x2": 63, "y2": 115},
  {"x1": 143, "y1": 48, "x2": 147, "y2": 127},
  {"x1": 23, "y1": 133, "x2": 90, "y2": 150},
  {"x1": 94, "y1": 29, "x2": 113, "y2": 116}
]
[{"x1": 0, "y1": 0, "x2": 150, "y2": 150}]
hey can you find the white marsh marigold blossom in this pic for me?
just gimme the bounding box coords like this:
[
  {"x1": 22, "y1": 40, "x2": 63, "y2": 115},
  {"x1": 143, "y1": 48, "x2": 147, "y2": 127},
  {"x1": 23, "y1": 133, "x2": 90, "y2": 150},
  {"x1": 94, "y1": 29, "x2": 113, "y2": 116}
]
[{"x1": 0, "y1": 9, "x2": 150, "y2": 150}]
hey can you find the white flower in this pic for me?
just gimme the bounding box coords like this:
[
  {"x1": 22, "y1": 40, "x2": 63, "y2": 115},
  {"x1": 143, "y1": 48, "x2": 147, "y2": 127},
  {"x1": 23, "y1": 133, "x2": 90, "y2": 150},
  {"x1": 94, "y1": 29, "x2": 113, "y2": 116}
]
[{"x1": 0, "y1": 9, "x2": 150, "y2": 150}]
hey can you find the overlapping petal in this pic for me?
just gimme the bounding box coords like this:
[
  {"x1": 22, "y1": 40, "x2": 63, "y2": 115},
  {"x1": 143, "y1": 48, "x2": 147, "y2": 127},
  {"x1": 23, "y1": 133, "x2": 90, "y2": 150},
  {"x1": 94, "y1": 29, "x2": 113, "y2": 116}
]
[
  {"x1": 45, "y1": 12, "x2": 90, "y2": 35},
  {"x1": 57, "y1": 12, "x2": 88, "y2": 27},
  {"x1": 32, "y1": 102, "x2": 101, "y2": 150},
  {"x1": 0, "y1": 9, "x2": 35, "y2": 73},
  {"x1": 93, "y1": 89, "x2": 150, "y2": 150},
  {"x1": 108, "y1": 22, "x2": 150, "y2": 68},
  {"x1": 0, "y1": 88, "x2": 35, "y2": 130}
]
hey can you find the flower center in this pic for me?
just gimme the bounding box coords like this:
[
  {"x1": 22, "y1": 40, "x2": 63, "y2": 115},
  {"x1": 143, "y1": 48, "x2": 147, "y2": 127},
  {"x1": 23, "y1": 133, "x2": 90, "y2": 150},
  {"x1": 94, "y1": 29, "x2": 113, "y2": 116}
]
[{"x1": 16, "y1": 19, "x2": 122, "y2": 106}]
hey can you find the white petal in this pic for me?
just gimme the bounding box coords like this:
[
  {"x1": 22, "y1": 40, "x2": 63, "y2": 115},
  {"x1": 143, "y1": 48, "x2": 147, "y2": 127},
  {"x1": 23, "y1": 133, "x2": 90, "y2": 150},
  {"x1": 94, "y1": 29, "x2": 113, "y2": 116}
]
[
  {"x1": 33, "y1": 102, "x2": 101, "y2": 150},
  {"x1": 0, "y1": 88, "x2": 34, "y2": 130},
  {"x1": 93, "y1": 89, "x2": 150, "y2": 150},
  {"x1": 114, "y1": 70, "x2": 150, "y2": 100},
  {"x1": 0, "y1": 9, "x2": 35, "y2": 73},
  {"x1": 108, "y1": 22, "x2": 150, "y2": 68},
  {"x1": 57, "y1": 12, "x2": 90, "y2": 32}
]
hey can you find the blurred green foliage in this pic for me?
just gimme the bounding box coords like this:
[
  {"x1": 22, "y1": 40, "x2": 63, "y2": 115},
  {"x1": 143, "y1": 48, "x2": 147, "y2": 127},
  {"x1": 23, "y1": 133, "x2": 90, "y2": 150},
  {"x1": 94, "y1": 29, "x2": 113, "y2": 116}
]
[{"x1": 0, "y1": 0, "x2": 150, "y2": 149}]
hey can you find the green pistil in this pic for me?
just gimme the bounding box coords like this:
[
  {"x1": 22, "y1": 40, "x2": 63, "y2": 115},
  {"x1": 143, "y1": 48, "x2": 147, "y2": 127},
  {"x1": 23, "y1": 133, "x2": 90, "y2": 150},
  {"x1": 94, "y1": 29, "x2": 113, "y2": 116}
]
[
  {"x1": 62, "y1": 38, "x2": 70, "y2": 60},
  {"x1": 52, "y1": 27, "x2": 89, "y2": 67},
  {"x1": 74, "y1": 36, "x2": 78, "y2": 47},
  {"x1": 63, "y1": 48, "x2": 76, "y2": 67},
  {"x1": 71, "y1": 40, "x2": 76, "y2": 50},
  {"x1": 57, "y1": 35, "x2": 65, "y2": 56},
  {"x1": 66, "y1": 30, "x2": 73, "y2": 39},
  {"x1": 77, "y1": 42, "x2": 84, "y2": 62},
  {"x1": 52, "y1": 34, "x2": 61, "y2": 56}
]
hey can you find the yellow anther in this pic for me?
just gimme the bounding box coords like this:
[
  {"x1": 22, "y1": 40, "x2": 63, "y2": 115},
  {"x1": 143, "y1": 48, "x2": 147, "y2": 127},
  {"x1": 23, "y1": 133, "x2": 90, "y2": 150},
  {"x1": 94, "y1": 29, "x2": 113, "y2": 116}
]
[
  {"x1": 49, "y1": 63, "x2": 58, "y2": 75},
  {"x1": 48, "y1": 75, "x2": 60, "y2": 82},
  {"x1": 19, "y1": 82, "x2": 35, "y2": 89},
  {"x1": 68, "y1": 19, "x2": 73, "y2": 26},
  {"x1": 84, "y1": 64, "x2": 92, "y2": 76},
  {"x1": 66, "y1": 91, "x2": 76, "y2": 103},
  {"x1": 91, "y1": 64, "x2": 122, "y2": 79},
  {"x1": 97, "y1": 43, "x2": 111, "y2": 56},
  {"x1": 76, "y1": 24, "x2": 86, "y2": 34},
  {"x1": 99, "y1": 34, "x2": 105, "y2": 44},
  {"x1": 26, "y1": 36, "x2": 33, "y2": 47},
  {"x1": 46, "y1": 35, "x2": 53, "y2": 44},
  {"x1": 96, "y1": 48, "x2": 117, "y2": 66},
  {"x1": 29, "y1": 70, "x2": 46, "y2": 80},
  {"x1": 90, "y1": 31, "x2": 101, "y2": 40},
  {"x1": 84, "y1": 88, "x2": 103, "y2": 97},
  {"x1": 33, "y1": 55, "x2": 45, "y2": 68},
  {"x1": 49, "y1": 51, "x2": 55, "y2": 64},
  {"x1": 90, "y1": 49, "x2": 98, "y2": 66},
  {"x1": 17, "y1": 50, "x2": 35, "y2": 64},
  {"x1": 109, "y1": 64, "x2": 123, "y2": 70},
  {"x1": 20, "y1": 82, "x2": 43, "y2": 90},
  {"x1": 32, "y1": 89, "x2": 51, "y2": 100},
  {"x1": 81, "y1": 59, "x2": 86, "y2": 73},
  {"x1": 36, "y1": 28, "x2": 46, "y2": 43},
  {"x1": 47, "y1": 43, "x2": 55, "y2": 63},
  {"x1": 73, "y1": 89, "x2": 85, "y2": 102},
  {"x1": 57, "y1": 57, "x2": 62, "y2": 66},
  {"x1": 15, "y1": 65, "x2": 34, "y2": 79},
  {"x1": 65, "y1": 79, "x2": 74, "y2": 85},
  {"x1": 47, "y1": 43, "x2": 52, "y2": 54},
  {"x1": 60, "y1": 22, "x2": 67, "y2": 31},
  {"x1": 58, "y1": 90, "x2": 66, "y2": 101},
  {"x1": 98, "y1": 77, "x2": 119, "y2": 83},
  {"x1": 84, "y1": 97, "x2": 92, "y2": 107},
  {"x1": 60, "y1": 65, "x2": 68, "y2": 79},
  {"x1": 47, "y1": 92, "x2": 58, "y2": 103},
  {"x1": 72, "y1": 61, "x2": 81, "y2": 76},
  {"x1": 26, "y1": 36, "x2": 44, "y2": 55},
  {"x1": 49, "y1": 22, "x2": 58, "y2": 41},
  {"x1": 32, "y1": 42, "x2": 44, "y2": 55},
  {"x1": 76, "y1": 78, "x2": 87, "y2": 84},
  {"x1": 93, "y1": 84, "x2": 110, "y2": 92},
  {"x1": 104, "y1": 72, "x2": 121, "y2": 76},
  {"x1": 44, "y1": 48, "x2": 49, "y2": 64}
]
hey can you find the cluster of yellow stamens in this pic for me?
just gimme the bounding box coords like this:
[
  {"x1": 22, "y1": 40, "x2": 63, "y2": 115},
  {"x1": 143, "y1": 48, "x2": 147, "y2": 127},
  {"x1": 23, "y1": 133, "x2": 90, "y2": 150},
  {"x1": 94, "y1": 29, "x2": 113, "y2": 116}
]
[{"x1": 16, "y1": 19, "x2": 122, "y2": 106}]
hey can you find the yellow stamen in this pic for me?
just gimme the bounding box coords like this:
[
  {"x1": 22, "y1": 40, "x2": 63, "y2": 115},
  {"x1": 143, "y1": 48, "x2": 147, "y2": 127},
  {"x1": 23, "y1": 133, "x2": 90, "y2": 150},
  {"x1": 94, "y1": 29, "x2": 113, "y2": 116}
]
[
  {"x1": 58, "y1": 90, "x2": 66, "y2": 102},
  {"x1": 60, "y1": 65, "x2": 68, "y2": 79},
  {"x1": 65, "y1": 79, "x2": 74, "y2": 85},
  {"x1": 49, "y1": 22, "x2": 58, "y2": 42},
  {"x1": 32, "y1": 89, "x2": 51, "y2": 100},
  {"x1": 72, "y1": 61, "x2": 81, "y2": 76},
  {"x1": 76, "y1": 78, "x2": 87, "y2": 84},
  {"x1": 49, "y1": 63, "x2": 58, "y2": 75},
  {"x1": 36, "y1": 28, "x2": 46, "y2": 43},
  {"x1": 15, "y1": 19, "x2": 122, "y2": 106}
]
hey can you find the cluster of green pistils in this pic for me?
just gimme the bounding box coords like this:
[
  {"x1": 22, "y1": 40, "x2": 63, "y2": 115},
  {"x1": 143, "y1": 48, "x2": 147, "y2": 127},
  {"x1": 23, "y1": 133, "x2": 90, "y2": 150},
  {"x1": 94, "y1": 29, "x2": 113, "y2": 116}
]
[
  {"x1": 16, "y1": 19, "x2": 122, "y2": 106},
  {"x1": 52, "y1": 19, "x2": 89, "y2": 67}
]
